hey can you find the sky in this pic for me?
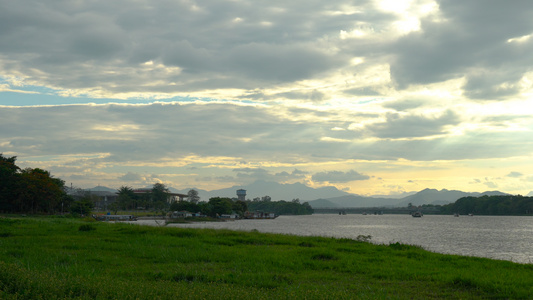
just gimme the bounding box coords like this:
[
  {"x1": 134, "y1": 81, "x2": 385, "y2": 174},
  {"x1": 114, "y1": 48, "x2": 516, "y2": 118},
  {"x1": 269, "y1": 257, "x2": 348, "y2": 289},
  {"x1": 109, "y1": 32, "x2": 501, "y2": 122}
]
[{"x1": 1, "y1": 0, "x2": 533, "y2": 196}]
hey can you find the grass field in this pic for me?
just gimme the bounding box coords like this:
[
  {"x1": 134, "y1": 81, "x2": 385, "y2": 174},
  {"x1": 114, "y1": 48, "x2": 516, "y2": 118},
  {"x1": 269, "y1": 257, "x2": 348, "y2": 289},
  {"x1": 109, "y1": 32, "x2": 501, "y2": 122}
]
[{"x1": 0, "y1": 216, "x2": 532, "y2": 299}]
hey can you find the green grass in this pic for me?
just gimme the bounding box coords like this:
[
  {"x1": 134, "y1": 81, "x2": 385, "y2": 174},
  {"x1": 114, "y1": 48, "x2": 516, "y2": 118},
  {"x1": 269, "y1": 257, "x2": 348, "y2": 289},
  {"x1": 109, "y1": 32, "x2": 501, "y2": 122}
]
[{"x1": 0, "y1": 217, "x2": 532, "y2": 299}]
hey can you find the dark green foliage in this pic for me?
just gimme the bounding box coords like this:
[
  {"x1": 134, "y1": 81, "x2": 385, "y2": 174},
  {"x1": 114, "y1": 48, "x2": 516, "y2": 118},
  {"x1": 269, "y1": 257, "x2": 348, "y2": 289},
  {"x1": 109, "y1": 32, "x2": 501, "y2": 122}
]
[
  {"x1": 0, "y1": 154, "x2": 68, "y2": 214},
  {"x1": 441, "y1": 195, "x2": 533, "y2": 215},
  {"x1": 247, "y1": 199, "x2": 314, "y2": 215},
  {"x1": 70, "y1": 198, "x2": 94, "y2": 216},
  {"x1": 78, "y1": 224, "x2": 96, "y2": 231},
  {"x1": 116, "y1": 186, "x2": 138, "y2": 211},
  {"x1": 169, "y1": 199, "x2": 200, "y2": 213},
  {"x1": 151, "y1": 183, "x2": 171, "y2": 211},
  {"x1": 207, "y1": 197, "x2": 233, "y2": 217}
]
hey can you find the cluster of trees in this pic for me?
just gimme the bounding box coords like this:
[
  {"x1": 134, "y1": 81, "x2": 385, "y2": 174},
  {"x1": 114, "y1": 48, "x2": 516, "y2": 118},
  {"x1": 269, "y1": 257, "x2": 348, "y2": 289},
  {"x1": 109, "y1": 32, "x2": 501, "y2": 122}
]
[
  {"x1": 169, "y1": 193, "x2": 314, "y2": 217},
  {"x1": 1, "y1": 153, "x2": 313, "y2": 217},
  {"x1": 113, "y1": 183, "x2": 171, "y2": 213},
  {"x1": 247, "y1": 198, "x2": 314, "y2": 215},
  {"x1": 170, "y1": 194, "x2": 248, "y2": 218},
  {"x1": 441, "y1": 195, "x2": 533, "y2": 215},
  {"x1": 0, "y1": 154, "x2": 71, "y2": 214}
]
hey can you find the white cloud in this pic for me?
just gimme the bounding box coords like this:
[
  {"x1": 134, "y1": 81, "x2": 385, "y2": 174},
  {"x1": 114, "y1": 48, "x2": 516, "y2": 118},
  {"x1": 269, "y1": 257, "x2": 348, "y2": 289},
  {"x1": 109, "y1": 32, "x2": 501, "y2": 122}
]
[{"x1": 1, "y1": 0, "x2": 533, "y2": 195}]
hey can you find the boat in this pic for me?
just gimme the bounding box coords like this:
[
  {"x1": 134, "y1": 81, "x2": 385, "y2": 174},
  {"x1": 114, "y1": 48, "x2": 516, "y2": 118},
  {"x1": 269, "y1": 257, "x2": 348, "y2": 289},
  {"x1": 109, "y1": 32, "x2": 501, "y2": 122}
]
[
  {"x1": 243, "y1": 211, "x2": 278, "y2": 219},
  {"x1": 454, "y1": 213, "x2": 459, "y2": 217},
  {"x1": 93, "y1": 214, "x2": 137, "y2": 221},
  {"x1": 411, "y1": 211, "x2": 423, "y2": 217}
]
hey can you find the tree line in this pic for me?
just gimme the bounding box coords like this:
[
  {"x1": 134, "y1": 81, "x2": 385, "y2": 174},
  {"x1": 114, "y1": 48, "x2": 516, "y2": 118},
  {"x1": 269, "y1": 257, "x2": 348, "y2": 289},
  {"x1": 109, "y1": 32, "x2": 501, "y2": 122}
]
[
  {"x1": 0, "y1": 154, "x2": 70, "y2": 214},
  {"x1": 246, "y1": 198, "x2": 314, "y2": 215},
  {"x1": 1, "y1": 153, "x2": 313, "y2": 216},
  {"x1": 440, "y1": 195, "x2": 533, "y2": 215}
]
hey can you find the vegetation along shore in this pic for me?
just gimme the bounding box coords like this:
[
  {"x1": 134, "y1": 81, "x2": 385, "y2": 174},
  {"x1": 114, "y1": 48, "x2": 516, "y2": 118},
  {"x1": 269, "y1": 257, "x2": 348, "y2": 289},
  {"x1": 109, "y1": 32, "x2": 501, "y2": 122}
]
[{"x1": 1, "y1": 216, "x2": 532, "y2": 299}]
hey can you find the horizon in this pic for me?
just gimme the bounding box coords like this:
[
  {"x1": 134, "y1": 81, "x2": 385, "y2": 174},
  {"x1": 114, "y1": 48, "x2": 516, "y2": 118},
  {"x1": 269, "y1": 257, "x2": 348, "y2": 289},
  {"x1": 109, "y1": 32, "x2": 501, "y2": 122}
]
[
  {"x1": 82, "y1": 181, "x2": 527, "y2": 200},
  {"x1": 2, "y1": 1, "x2": 533, "y2": 196}
]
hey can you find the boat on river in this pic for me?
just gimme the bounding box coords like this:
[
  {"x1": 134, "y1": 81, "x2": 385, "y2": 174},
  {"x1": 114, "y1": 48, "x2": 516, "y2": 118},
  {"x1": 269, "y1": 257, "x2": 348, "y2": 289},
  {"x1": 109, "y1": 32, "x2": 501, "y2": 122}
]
[
  {"x1": 244, "y1": 211, "x2": 278, "y2": 219},
  {"x1": 411, "y1": 211, "x2": 423, "y2": 217},
  {"x1": 93, "y1": 214, "x2": 137, "y2": 221}
]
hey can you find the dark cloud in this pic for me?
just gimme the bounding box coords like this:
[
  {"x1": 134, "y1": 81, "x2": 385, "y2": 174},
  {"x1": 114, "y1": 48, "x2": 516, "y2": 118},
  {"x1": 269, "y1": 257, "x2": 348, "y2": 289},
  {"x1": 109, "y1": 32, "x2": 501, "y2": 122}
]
[
  {"x1": 119, "y1": 172, "x2": 142, "y2": 181},
  {"x1": 390, "y1": 0, "x2": 533, "y2": 99},
  {"x1": 362, "y1": 110, "x2": 460, "y2": 139},
  {"x1": 382, "y1": 99, "x2": 426, "y2": 111}
]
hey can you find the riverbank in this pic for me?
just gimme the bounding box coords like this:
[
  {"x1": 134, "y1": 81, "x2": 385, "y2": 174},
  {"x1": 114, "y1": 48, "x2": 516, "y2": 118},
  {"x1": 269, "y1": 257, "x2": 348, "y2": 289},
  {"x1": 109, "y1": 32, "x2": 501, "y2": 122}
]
[{"x1": 1, "y1": 216, "x2": 532, "y2": 299}]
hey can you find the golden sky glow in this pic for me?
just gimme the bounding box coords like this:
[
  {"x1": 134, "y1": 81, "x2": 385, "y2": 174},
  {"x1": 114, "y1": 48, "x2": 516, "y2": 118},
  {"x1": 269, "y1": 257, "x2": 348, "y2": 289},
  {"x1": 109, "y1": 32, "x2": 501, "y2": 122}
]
[{"x1": 1, "y1": 0, "x2": 533, "y2": 198}]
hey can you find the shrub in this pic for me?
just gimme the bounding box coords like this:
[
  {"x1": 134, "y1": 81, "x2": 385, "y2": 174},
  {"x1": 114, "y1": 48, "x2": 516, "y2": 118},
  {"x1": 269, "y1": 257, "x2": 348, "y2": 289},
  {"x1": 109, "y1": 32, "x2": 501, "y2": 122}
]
[{"x1": 78, "y1": 224, "x2": 95, "y2": 232}]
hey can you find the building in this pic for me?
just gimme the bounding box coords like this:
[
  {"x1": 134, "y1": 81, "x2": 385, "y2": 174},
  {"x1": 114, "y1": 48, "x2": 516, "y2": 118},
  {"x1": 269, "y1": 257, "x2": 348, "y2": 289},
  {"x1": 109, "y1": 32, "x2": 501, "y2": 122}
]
[
  {"x1": 132, "y1": 189, "x2": 187, "y2": 202},
  {"x1": 236, "y1": 189, "x2": 246, "y2": 201}
]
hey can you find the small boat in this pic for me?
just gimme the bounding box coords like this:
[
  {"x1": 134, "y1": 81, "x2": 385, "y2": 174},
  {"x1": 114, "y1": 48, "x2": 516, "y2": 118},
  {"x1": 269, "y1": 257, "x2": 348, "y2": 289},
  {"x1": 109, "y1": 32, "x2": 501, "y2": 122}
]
[
  {"x1": 454, "y1": 213, "x2": 459, "y2": 217},
  {"x1": 93, "y1": 214, "x2": 137, "y2": 221},
  {"x1": 412, "y1": 211, "x2": 423, "y2": 217}
]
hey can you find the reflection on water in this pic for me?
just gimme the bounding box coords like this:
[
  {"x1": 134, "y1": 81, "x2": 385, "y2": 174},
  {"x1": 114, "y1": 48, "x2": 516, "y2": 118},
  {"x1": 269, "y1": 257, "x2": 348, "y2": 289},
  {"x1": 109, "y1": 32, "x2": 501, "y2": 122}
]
[{"x1": 131, "y1": 214, "x2": 533, "y2": 264}]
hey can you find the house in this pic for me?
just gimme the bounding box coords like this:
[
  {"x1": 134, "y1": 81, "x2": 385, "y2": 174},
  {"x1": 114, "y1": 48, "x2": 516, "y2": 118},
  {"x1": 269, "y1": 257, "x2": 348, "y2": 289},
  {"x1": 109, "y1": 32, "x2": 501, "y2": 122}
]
[
  {"x1": 133, "y1": 189, "x2": 187, "y2": 202},
  {"x1": 243, "y1": 211, "x2": 277, "y2": 219},
  {"x1": 170, "y1": 211, "x2": 193, "y2": 218},
  {"x1": 219, "y1": 213, "x2": 239, "y2": 219}
]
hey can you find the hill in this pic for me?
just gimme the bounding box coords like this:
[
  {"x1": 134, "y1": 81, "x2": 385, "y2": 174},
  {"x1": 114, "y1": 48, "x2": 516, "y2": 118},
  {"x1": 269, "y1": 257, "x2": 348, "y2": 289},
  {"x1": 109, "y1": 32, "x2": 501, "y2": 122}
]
[
  {"x1": 308, "y1": 189, "x2": 511, "y2": 208},
  {"x1": 172, "y1": 180, "x2": 349, "y2": 202},
  {"x1": 308, "y1": 195, "x2": 402, "y2": 208},
  {"x1": 85, "y1": 186, "x2": 117, "y2": 193}
]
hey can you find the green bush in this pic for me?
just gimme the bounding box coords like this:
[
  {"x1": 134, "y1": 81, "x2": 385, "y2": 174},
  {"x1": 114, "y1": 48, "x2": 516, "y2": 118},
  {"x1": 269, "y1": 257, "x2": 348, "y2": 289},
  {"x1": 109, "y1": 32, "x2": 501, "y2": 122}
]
[{"x1": 78, "y1": 224, "x2": 95, "y2": 231}]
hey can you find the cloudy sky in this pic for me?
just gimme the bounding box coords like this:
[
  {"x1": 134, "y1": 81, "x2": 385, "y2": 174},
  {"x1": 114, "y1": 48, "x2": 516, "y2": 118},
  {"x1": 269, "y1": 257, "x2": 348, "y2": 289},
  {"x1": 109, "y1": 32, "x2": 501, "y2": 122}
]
[{"x1": 1, "y1": 0, "x2": 533, "y2": 196}]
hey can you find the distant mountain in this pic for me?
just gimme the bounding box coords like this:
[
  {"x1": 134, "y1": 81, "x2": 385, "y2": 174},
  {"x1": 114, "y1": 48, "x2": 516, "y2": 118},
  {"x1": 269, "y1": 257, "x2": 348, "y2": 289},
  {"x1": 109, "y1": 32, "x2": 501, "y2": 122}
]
[
  {"x1": 308, "y1": 195, "x2": 402, "y2": 208},
  {"x1": 172, "y1": 180, "x2": 349, "y2": 202},
  {"x1": 370, "y1": 191, "x2": 418, "y2": 199},
  {"x1": 527, "y1": 191, "x2": 533, "y2": 197},
  {"x1": 308, "y1": 198, "x2": 339, "y2": 208},
  {"x1": 83, "y1": 183, "x2": 511, "y2": 208},
  {"x1": 85, "y1": 186, "x2": 117, "y2": 193},
  {"x1": 309, "y1": 189, "x2": 511, "y2": 208},
  {"x1": 397, "y1": 189, "x2": 470, "y2": 206}
]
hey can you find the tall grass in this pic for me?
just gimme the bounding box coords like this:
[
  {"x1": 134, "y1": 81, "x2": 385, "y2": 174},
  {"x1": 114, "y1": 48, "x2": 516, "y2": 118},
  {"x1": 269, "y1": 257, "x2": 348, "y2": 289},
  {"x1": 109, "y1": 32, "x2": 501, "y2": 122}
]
[{"x1": 0, "y1": 217, "x2": 532, "y2": 299}]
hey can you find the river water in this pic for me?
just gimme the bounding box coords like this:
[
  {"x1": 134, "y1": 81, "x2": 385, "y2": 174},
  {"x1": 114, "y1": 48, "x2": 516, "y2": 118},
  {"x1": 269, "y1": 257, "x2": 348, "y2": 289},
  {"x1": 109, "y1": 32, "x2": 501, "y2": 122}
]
[{"x1": 132, "y1": 214, "x2": 533, "y2": 264}]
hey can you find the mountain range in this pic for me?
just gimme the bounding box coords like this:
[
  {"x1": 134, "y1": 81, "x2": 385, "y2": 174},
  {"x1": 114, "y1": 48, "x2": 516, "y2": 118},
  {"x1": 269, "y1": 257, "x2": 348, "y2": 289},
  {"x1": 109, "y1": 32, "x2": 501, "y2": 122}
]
[
  {"x1": 85, "y1": 180, "x2": 522, "y2": 208},
  {"x1": 309, "y1": 189, "x2": 510, "y2": 208}
]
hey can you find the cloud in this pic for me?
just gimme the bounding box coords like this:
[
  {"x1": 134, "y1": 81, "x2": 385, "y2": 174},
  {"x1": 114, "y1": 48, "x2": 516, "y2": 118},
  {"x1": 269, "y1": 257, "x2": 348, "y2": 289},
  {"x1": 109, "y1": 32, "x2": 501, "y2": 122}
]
[
  {"x1": 483, "y1": 181, "x2": 498, "y2": 189},
  {"x1": 119, "y1": 172, "x2": 142, "y2": 181},
  {"x1": 389, "y1": 0, "x2": 533, "y2": 100},
  {"x1": 312, "y1": 170, "x2": 370, "y2": 183},
  {"x1": 506, "y1": 172, "x2": 523, "y2": 178},
  {"x1": 360, "y1": 110, "x2": 460, "y2": 139},
  {"x1": 232, "y1": 168, "x2": 308, "y2": 183},
  {"x1": 1, "y1": 1, "x2": 533, "y2": 195},
  {"x1": 382, "y1": 99, "x2": 426, "y2": 111}
]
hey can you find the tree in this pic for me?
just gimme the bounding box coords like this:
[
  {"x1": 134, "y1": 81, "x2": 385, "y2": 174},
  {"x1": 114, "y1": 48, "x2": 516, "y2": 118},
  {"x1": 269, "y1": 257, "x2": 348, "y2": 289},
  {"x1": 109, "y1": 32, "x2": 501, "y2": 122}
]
[
  {"x1": 70, "y1": 197, "x2": 94, "y2": 216},
  {"x1": 117, "y1": 186, "x2": 136, "y2": 210},
  {"x1": 169, "y1": 200, "x2": 199, "y2": 213},
  {"x1": 0, "y1": 154, "x2": 21, "y2": 212},
  {"x1": 232, "y1": 200, "x2": 248, "y2": 217},
  {"x1": 17, "y1": 168, "x2": 66, "y2": 213},
  {"x1": 151, "y1": 183, "x2": 170, "y2": 211},
  {"x1": 187, "y1": 189, "x2": 200, "y2": 204},
  {"x1": 261, "y1": 195, "x2": 271, "y2": 202},
  {"x1": 207, "y1": 197, "x2": 233, "y2": 217}
]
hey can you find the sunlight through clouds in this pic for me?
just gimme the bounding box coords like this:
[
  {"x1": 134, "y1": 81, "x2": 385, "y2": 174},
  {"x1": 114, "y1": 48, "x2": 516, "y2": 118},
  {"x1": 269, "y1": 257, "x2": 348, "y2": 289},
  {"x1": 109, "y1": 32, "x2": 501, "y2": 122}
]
[{"x1": 1, "y1": 0, "x2": 533, "y2": 196}]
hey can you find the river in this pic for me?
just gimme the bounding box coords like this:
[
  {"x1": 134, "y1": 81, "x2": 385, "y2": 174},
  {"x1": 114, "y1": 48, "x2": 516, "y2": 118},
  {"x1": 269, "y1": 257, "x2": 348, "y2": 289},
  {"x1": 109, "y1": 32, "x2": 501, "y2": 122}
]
[{"x1": 131, "y1": 214, "x2": 533, "y2": 264}]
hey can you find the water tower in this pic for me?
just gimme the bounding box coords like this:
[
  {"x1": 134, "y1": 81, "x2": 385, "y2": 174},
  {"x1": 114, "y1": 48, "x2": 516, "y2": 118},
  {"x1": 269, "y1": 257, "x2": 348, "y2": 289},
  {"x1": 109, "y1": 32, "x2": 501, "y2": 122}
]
[{"x1": 236, "y1": 189, "x2": 246, "y2": 201}]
